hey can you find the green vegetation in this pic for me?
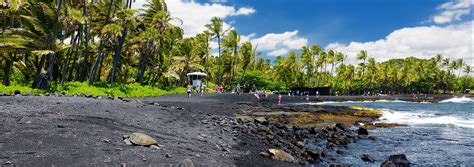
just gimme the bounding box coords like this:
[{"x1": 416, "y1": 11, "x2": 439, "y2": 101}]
[
  {"x1": 0, "y1": 0, "x2": 472, "y2": 96},
  {"x1": 0, "y1": 82, "x2": 186, "y2": 97}
]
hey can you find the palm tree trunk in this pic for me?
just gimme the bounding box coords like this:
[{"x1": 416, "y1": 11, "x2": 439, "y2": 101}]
[
  {"x1": 110, "y1": 28, "x2": 128, "y2": 84},
  {"x1": 2, "y1": 55, "x2": 13, "y2": 86},
  {"x1": 56, "y1": 0, "x2": 63, "y2": 18},
  {"x1": 32, "y1": 54, "x2": 47, "y2": 88},
  {"x1": 60, "y1": 29, "x2": 78, "y2": 86},
  {"x1": 231, "y1": 48, "x2": 237, "y2": 82},
  {"x1": 89, "y1": 0, "x2": 114, "y2": 85},
  {"x1": 136, "y1": 52, "x2": 146, "y2": 83},
  {"x1": 69, "y1": 25, "x2": 83, "y2": 81},
  {"x1": 80, "y1": 0, "x2": 91, "y2": 82},
  {"x1": 217, "y1": 35, "x2": 222, "y2": 85}
]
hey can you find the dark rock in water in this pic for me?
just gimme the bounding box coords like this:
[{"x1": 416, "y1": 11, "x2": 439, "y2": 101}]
[
  {"x1": 57, "y1": 124, "x2": 65, "y2": 128},
  {"x1": 361, "y1": 154, "x2": 374, "y2": 162},
  {"x1": 13, "y1": 90, "x2": 21, "y2": 95},
  {"x1": 368, "y1": 136, "x2": 377, "y2": 140},
  {"x1": 85, "y1": 94, "x2": 93, "y2": 98},
  {"x1": 381, "y1": 154, "x2": 410, "y2": 167},
  {"x1": 259, "y1": 151, "x2": 271, "y2": 158},
  {"x1": 329, "y1": 164, "x2": 350, "y2": 167},
  {"x1": 358, "y1": 127, "x2": 369, "y2": 136},
  {"x1": 306, "y1": 150, "x2": 321, "y2": 162},
  {"x1": 298, "y1": 160, "x2": 306, "y2": 165},
  {"x1": 165, "y1": 153, "x2": 171, "y2": 158},
  {"x1": 178, "y1": 159, "x2": 195, "y2": 167},
  {"x1": 45, "y1": 93, "x2": 50, "y2": 96},
  {"x1": 335, "y1": 123, "x2": 347, "y2": 131}
]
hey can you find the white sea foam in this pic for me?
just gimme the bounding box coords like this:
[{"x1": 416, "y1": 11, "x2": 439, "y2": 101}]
[
  {"x1": 439, "y1": 96, "x2": 474, "y2": 103},
  {"x1": 375, "y1": 99, "x2": 405, "y2": 103},
  {"x1": 379, "y1": 109, "x2": 474, "y2": 129},
  {"x1": 316, "y1": 100, "x2": 417, "y2": 104}
]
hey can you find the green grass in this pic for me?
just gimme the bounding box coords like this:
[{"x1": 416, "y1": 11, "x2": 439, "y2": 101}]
[
  {"x1": 0, "y1": 84, "x2": 46, "y2": 94},
  {"x1": 0, "y1": 82, "x2": 187, "y2": 97}
]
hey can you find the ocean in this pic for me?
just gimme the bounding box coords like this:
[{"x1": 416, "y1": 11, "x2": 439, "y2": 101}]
[{"x1": 316, "y1": 97, "x2": 474, "y2": 166}]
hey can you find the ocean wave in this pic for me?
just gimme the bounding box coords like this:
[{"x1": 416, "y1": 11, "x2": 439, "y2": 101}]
[
  {"x1": 439, "y1": 96, "x2": 474, "y2": 103},
  {"x1": 316, "y1": 99, "x2": 418, "y2": 104},
  {"x1": 379, "y1": 109, "x2": 474, "y2": 129}
]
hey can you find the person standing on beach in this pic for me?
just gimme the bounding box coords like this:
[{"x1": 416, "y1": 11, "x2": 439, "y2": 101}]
[
  {"x1": 196, "y1": 84, "x2": 201, "y2": 96},
  {"x1": 236, "y1": 84, "x2": 241, "y2": 95},
  {"x1": 187, "y1": 84, "x2": 193, "y2": 98},
  {"x1": 199, "y1": 84, "x2": 204, "y2": 96},
  {"x1": 252, "y1": 85, "x2": 260, "y2": 99},
  {"x1": 278, "y1": 93, "x2": 282, "y2": 105}
]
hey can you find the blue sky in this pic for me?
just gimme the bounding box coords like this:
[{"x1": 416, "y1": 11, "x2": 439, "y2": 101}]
[
  {"x1": 222, "y1": 0, "x2": 444, "y2": 45},
  {"x1": 133, "y1": 0, "x2": 473, "y2": 65}
]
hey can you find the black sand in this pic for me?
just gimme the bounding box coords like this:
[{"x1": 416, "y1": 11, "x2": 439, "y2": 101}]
[{"x1": 0, "y1": 93, "x2": 454, "y2": 166}]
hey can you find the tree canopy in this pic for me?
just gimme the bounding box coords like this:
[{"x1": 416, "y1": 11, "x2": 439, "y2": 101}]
[{"x1": 0, "y1": 0, "x2": 472, "y2": 94}]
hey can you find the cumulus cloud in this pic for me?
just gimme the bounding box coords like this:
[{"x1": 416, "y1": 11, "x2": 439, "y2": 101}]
[
  {"x1": 432, "y1": 0, "x2": 473, "y2": 24},
  {"x1": 234, "y1": 7, "x2": 256, "y2": 16},
  {"x1": 132, "y1": 0, "x2": 255, "y2": 37},
  {"x1": 325, "y1": 21, "x2": 473, "y2": 66},
  {"x1": 242, "y1": 31, "x2": 308, "y2": 56},
  {"x1": 208, "y1": 0, "x2": 228, "y2": 3}
]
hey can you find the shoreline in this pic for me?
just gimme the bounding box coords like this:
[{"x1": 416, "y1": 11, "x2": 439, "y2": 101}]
[{"x1": 0, "y1": 88, "x2": 466, "y2": 103}]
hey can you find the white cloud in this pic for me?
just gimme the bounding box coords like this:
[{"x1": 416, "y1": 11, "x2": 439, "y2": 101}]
[
  {"x1": 325, "y1": 21, "x2": 473, "y2": 66},
  {"x1": 268, "y1": 48, "x2": 290, "y2": 57},
  {"x1": 132, "y1": 0, "x2": 255, "y2": 37},
  {"x1": 432, "y1": 0, "x2": 473, "y2": 24},
  {"x1": 234, "y1": 7, "x2": 256, "y2": 16},
  {"x1": 209, "y1": 0, "x2": 227, "y2": 3},
  {"x1": 240, "y1": 33, "x2": 256, "y2": 43},
  {"x1": 243, "y1": 31, "x2": 308, "y2": 56}
]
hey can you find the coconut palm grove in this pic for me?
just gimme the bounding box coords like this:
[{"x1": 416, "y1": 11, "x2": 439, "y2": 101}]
[{"x1": 0, "y1": 0, "x2": 473, "y2": 96}]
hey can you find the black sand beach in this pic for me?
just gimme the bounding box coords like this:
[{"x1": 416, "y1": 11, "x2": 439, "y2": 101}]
[{"x1": 0, "y1": 93, "x2": 455, "y2": 166}]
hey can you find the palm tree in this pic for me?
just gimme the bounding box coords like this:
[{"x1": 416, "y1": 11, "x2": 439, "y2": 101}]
[
  {"x1": 434, "y1": 54, "x2": 443, "y2": 67},
  {"x1": 456, "y1": 59, "x2": 464, "y2": 77},
  {"x1": 357, "y1": 50, "x2": 368, "y2": 76},
  {"x1": 88, "y1": 0, "x2": 114, "y2": 85},
  {"x1": 164, "y1": 38, "x2": 204, "y2": 85},
  {"x1": 205, "y1": 17, "x2": 223, "y2": 85},
  {"x1": 463, "y1": 65, "x2": 472, "y2": 76},
  {"x1": 223, "y1": 29, "x2": 240, "y2": 82},
  {"x1": 300, "y1": 46, "x2": 314, "y2": 86},
  {"x1": 110, "y1": 7, "x2": 138, "y2": 84},
  {"x1": 309, "y1": 45, "x2": 322, "y2": 86},
  {"x1": 237, "y1": 42, "x2": 256, "y2": 85}
]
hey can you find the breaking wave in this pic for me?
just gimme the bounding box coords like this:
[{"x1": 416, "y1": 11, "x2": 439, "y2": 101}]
[{"x1": 439, "y1": 96, "x2": 474, "y2": 103}]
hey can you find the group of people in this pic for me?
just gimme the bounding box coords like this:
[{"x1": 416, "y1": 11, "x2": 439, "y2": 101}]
[
  {"x1": 186, "y1": 84, "x2": 205, "y2": 98},
  {"x1": 186, "y1": 83, "x2": 267, "y2": 100}
]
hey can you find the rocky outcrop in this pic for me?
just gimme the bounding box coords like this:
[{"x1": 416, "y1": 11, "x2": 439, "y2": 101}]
[
  {"x1": 358, "y1": 127, "x2": 369, "y2": 135},
  {"x1": 381, "y1": 154, "x2": 410, "y2": 167},
  {"x1": 260, "y1": 149, "x2": 295, "y2": 163},
  {"x1": 361, "y1": 154, "x2": 374, "y2": 162}
]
